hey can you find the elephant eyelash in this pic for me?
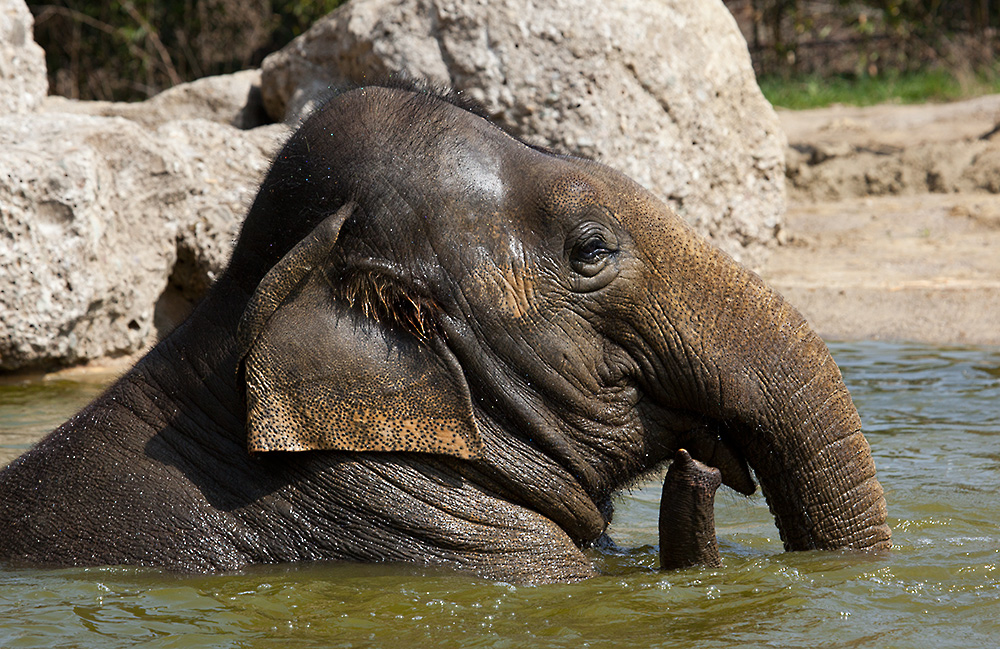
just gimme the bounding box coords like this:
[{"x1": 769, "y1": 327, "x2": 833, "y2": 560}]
[{"x1": 337, "y1": 271, "x2": 440, "y2": 341}]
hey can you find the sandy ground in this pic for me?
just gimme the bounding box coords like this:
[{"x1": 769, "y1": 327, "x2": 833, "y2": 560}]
[{"x1": 763, "y1": 96, "x2": 1000, "y2": 346}]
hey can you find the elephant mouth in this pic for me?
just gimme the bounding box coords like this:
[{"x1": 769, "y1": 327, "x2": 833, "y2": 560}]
[{"x1": 673, "y1": 420, "x2": 756, "y2": 496}]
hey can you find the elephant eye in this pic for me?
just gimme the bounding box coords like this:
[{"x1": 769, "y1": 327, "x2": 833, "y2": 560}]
[
  {"x1": 568, "y1": 223, "x2": 619, "y2": 279},
  {"x1": 575, "y1": 236, "x2": 611, "y2": 263}
]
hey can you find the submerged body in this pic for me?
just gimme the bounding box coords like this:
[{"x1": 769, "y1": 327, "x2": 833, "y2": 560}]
[{"x1": 0, "y1": 85, "x2": 889, "y2": 581}]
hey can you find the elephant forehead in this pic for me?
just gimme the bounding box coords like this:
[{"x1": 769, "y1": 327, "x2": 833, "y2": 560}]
[
  {"x1": 541, "y1": 172, "x2": 599, "y2": 213},
  {"x1": 437, "y1": 138, "x2": 506, "y2": 206}
]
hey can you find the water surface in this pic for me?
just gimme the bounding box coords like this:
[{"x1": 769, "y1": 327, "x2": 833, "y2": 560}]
[{"x1": 0, "y1": 342, "x2": 997, "y2": 648}]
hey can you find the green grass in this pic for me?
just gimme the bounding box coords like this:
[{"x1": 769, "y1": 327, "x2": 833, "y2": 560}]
[{"x1": 758, "y1": 68, "x2": 1000, "y2": 109}]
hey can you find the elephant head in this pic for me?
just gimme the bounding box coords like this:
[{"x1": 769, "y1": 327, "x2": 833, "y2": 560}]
[{"x1": 232, "y1": 85, "x2": 890, "y2": 556}]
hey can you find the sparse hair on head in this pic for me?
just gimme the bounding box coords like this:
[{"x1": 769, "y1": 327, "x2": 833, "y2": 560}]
[
  {"x1": 304, "y1": 75, "x2": 562, "y2": 156},
  {"x1": 307, "y1": 74, "x2": 491, "y2": 125}
]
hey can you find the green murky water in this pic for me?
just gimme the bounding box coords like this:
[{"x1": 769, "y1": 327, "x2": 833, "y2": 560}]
[{"x1": 0, "y1": 342, "x2": 997, "y2": 648}]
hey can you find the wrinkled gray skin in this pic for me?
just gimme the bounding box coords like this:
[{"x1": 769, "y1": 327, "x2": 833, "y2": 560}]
[
  {"x1": 659, "y1": 449, "x2": 722, "y2": 570},
  {"x1": 0, "y1": 86, "x2": 890, "y2": 582}
]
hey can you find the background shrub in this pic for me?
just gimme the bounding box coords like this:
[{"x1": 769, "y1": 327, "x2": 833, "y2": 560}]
[{"x1": 28, "y1": 0, "x2": 344, "y2": 101}]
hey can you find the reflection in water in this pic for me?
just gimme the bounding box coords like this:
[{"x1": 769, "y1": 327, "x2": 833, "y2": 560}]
[{"x1": 0, "y1": 342, "x2": 998, "y2": 648}]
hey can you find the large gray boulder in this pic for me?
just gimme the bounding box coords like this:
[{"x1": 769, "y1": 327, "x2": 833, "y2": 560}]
[
  {"x1": 0, "y1": 114, "x2": 180, "y2": 367},
  {"x1": 0, "y1": 0, "x2": 47, "y2": 114},
  {"x1": 0, "y1": 112, "x2": 287, "y2": 370},
  {"x1": 261, "y1": 0, "x2": 786, "y2": 269}
]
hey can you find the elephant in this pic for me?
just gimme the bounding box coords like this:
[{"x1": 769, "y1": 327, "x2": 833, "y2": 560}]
[{"x1": 0, "y1": 84, "x2": 891, "y2": 582}]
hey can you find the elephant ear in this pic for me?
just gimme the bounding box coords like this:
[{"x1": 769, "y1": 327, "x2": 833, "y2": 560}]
[{"x1": 236, "y1": 203, "x2": 483, "y2": 460}]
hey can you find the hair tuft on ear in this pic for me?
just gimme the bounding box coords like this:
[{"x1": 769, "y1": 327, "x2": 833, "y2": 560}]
[{"x1": 337, "y1": 270, "x2": 442, "y2": 342}]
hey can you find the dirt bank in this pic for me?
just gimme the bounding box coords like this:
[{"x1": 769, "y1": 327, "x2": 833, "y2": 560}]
[{"x1": 764, "y1": 95, "x2": 1000, "y2": 346}]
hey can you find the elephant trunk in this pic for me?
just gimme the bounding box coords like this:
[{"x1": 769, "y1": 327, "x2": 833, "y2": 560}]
[
  {"x1": 637, "y1": 229, "x2": 891, "y2": 553},
  {"x1": 720, "y1": 294, "x2": 891, "y2": 552}
]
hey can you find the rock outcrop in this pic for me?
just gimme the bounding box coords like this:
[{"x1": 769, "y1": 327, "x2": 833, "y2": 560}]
[
  {"x1": 261, "y1": 0, "x2": 787, "y2": 269},
  {"x1": 0, "y1": 112, "x2": 286, "y2": 370}
]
